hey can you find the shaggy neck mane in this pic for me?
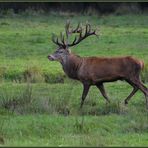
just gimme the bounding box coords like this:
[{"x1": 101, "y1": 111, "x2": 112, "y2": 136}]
[{"x1": 61, "y1": 53, "x2": 83, "y2": 80}]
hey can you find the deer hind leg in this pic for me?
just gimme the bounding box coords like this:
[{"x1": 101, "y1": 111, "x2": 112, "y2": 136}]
[
  {"x1": 130, "y1": 77, "x2": 148, "y2": 108},
  {"x1": 124, "y1": 80, "x2": 139, "y2": 104},
  {"x1": 96, "y1": 83, "x2": 110, "y2": 103}
]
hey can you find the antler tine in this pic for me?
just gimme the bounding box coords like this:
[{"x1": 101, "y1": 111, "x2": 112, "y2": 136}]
[
  {"x1": 60, "y1": 32, "x2": 66, "y2": 45},
  {"x1": 72, "y1": 22, "x2": 81, "y2": 33},
  {"x1": 72, "y1": 36, "x2": 78, "y2": 45},
  {"x1": 65, "y1": 20, "x2": 71, "y2": 37},
  {"x1": 85, "y1": 23, "x2": 94, "y2": 36},
  {"x1": 52, "y1": 33, "x2": 64, "y2": 47},
  {"x1": 86, "y1": 23, "x2": 99, "y2": 38},
  {"x1": 87, "y1": 23, "x2": 91, "y2": 32},
  {"x1": 85, "y1": 24, "x2": 89, "y2": 35}
]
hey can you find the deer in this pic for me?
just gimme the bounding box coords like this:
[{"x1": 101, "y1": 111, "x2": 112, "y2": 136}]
[{"x1": 48, "y1": 21, "x2": 148, "y2": 109}]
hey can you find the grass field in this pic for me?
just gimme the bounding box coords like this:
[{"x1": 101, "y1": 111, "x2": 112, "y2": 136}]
[{"x1": 0, "y1": 12, "x2": 148, "y2": 146}]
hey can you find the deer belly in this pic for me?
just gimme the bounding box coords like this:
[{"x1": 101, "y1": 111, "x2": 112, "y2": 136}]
[
  {"x1": 90, "y1": 70, "x2": 123, "y2": 83},
  {"x1": 78, "y1": 62, "x2": 124, "y2": 83}
]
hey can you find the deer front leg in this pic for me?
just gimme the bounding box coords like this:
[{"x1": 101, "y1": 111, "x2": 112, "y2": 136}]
[{"x1": 80, "y1": 83, "x2": 90, "y2": 108}]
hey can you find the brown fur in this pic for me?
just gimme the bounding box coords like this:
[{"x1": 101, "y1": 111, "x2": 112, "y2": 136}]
[
  {"x1": 64, "y1": 54, "x2": 141, "y2": 84},
  {"x1": 61, "y1": 53, "x2": 148, "y2": 108}
]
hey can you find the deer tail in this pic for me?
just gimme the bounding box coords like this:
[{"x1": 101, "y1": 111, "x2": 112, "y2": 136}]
[{"x1": 139, "y1": 60, "x2": 144, "y2": 70}]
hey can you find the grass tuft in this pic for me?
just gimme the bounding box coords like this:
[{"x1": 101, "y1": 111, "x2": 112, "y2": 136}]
[{"x1": 24, "y1": 66, "x2": 45, "y2": 83}]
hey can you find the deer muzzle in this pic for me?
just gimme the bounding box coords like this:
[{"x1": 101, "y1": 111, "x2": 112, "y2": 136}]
[{"x1": 48, "y1": 55, "x2": 55, "y2": 61}]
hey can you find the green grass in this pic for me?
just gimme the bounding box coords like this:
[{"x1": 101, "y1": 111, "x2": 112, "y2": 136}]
[
  {"x1": 0, "y1": 13, "x2": 148, "y2": 146},
  {"x1": 0, "y1": 13, "x2": 148, "y2": 82},
  {"x1": 1, "y1": 114, "x2": 148, "y2": 146},
  {"x1": 0, "y1": 82, "x2": 148, "y2": 146}
]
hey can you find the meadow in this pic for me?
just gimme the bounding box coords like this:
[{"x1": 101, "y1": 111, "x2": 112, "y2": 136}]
[{"x1": 0, "y1": 11, "x2": 148, "y2": 146}]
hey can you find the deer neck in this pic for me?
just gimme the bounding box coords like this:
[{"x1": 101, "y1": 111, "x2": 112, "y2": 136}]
[{"x1": 61, "y1": 53, "x2": 83, "y2": 80}]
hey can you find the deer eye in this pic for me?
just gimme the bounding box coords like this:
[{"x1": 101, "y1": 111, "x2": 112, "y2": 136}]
[{"x1": 58, "y1": 50, "x2": 63, "y2": 53}]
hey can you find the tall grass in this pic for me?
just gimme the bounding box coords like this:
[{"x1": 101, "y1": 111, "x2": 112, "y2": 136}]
[
  {"x1": 0, "y1": 83, "x2": 33, "y2": 114},
  {"x1": 0, "y1": 81, "x2": 147, "y2": 115},
  {"x1": 0, "y1": 81, "x2": 147, "y2": 146}
]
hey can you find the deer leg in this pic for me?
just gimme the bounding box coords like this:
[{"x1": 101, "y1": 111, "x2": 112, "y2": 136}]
[
  {"x1": 80, "y1": 83, "x2": 90, "y2": 108},
  {"x1": 96, "y1": 83, "x2": 110, "y2": 103},
  {"x1": 124, "y1": 80, "x2": 139, "y2": 104},
  {"x1": 133, "y1": 79, "x2": 148, "y2": 94},
  {"x1": 131, "y1": 78, "x2": 148, "y2": 108},
  {"x1": 124, "y1": 86, "x2": 138, "y2": 105}
]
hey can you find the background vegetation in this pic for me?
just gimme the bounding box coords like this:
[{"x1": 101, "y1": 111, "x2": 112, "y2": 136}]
[
  {"x1": 0, "y1": 3, "x2": 148, "y2": 146},
  {"x1": 0, "y1": 2, "x2": 148, "y2": 14}
]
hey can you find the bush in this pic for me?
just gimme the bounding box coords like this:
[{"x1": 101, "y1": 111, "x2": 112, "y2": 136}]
[
  {"x1": 20, "y1": 8, "x2": 45, "y2": 16},
  {"x1": 24, "y1": 66, "x2": 45, "y2": 83},
  {"x1": 0, "y1": 83, "x2": 33, "y2": 114},
  {"x1": 44, "y1": 73, "x2": 65, "y2": 84},
  {"x1": 0, "y1": 9, "x2": 16, "y2": 17},
  {"x1": 83, "y1": 6, "x2": 99, "y2": 16},
  {"x1": 1, "y1": 66, "x2": 66, "y2": 84},
  {"x1": 115, "y1": 3, "x2": 141, "y2": 15}
]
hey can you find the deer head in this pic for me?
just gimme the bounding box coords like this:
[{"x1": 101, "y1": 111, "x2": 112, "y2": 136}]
[{"x1": 48, "y1": 21, "x2": 98, "y2": 63}]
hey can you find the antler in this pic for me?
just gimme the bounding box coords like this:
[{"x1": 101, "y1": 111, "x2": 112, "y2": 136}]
[
  {"x1": 52, "y1": 33, "x2": 67, "y2": 48},
  {"x1": 67, "y1": 23, "x2": 98, "y2": 47},
  {"x1": 65, "y1": 20, "x2": 81, "y2": 36},
  {"x1": 51, "y1": 21, "x2": 98, "y2": 48}
]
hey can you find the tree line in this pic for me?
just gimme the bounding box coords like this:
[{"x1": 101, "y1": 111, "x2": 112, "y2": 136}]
[{"x1": 0, "y1": 2, "x2": 147, "y2": 14}]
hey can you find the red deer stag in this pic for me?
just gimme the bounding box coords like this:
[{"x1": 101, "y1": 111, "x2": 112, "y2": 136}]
[{"x1": 48, "y1": 21, "x2": 148, "y2": 109}]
